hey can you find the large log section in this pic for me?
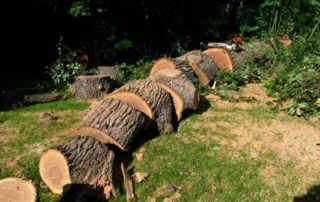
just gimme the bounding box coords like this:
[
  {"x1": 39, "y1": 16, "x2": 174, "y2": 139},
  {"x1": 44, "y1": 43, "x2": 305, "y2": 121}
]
[
  {"x1": 0, "y1": 178, "x2": 37, "y2": 202},
  {"x1": 80, "y1": 98, "x2": 148, "y2": 151},
  {"x1": 176, "y1": 50, "x2": 218, "y2": 87},
  {"x1": 150, "y1": 68, "x2": 199, "y2": 119},
  {"x1": 39, "y1": 136, "x2": 115, "y2": 198},
  {"x1": 114, "y1": 79, "x2": 176, "y2": 134}
]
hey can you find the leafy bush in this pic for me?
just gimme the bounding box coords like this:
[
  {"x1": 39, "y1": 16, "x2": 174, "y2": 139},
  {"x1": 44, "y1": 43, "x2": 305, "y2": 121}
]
[{"x1": 46, "y1": 37, "x2": 90, "y2": 88}]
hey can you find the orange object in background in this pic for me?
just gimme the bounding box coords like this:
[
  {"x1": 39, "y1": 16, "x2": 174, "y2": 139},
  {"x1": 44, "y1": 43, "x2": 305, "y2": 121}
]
[
  {"x1": 232, "y1": 37, "x2": 243, "y2": 44},
  {"x1": 277, "y1": 36, "x2": 292, "y2": 46}
]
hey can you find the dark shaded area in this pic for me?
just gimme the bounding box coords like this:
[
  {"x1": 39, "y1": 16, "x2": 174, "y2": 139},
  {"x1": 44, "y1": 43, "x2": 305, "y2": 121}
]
[
  {"x1": 294, "y1": 185, "x2": 320, "y2": 202},
  {"x1": 60, "y1": 183, "x2": 108, "y2": 202}
]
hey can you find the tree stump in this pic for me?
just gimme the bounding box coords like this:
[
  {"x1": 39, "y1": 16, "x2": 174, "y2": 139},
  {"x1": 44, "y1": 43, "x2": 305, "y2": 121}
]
[
  {"x1": 176, "y1": 50, "x2": 218, "y2": 86},
  {"x1": 0, "y1": 178, "x2": 37, "y2": 202},
  {"x1": 98, "y1": 66, "x2": 120, "y2": 79},
  {"x1": 39, "y1": 136, "x2": 115, "y2": 199},
  {"x1": 115, "y1": 79, "x2": 176, "y2": 134},
  {"x1": 74, "y1": 75, "x2": 113, "y2": 100},
  {"x1": 150, "y1": 68, "x2": 199, "y2": 119},
  {"x1": 150, "y1": 58, "x2": 196, "y2": 81},
  {"x1": 80, "y1": 98, "x2": 148, "y2": 151}
]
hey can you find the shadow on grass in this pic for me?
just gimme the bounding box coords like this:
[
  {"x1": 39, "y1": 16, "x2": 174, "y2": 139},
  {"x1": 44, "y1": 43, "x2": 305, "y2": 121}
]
[
  {"x1": 293, "y1": 185, "x2": 320, "y2": 202},
  {"x1": 60, "y1": 184, "x2": 108, "y2": 202}
]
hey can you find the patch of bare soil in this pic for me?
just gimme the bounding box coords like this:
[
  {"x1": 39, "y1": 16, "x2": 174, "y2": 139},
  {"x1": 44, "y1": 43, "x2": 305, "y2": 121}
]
[{"x1": 206, "y1": 83, "x2": 274, "y2": 109}]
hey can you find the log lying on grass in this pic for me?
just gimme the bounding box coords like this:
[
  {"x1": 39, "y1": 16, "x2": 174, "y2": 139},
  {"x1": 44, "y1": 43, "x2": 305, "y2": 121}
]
[
  {"x1": 0, "y1": 178, "x2": 37, "y2": 202},
  {"x1": 150, "y1": 58, "x2": 196, "y2": 81},
  {"x1": 150, "y1": 68, "x2": 199, "y2": 119},
  {"x1": 176, "y1": 50, "x2": 218, "y2": 86},
  {"x1": 204, "y1": 40, "x2": 274, "y2": 72},
  {"x1": 115, "y1": 79, "x2": 176, "y2": 134},
  {"x1": 39, "y1": 136, "x2": 115, "y2": 199},
  {"x1": 80, "y1": 98, "x2": 148, "y2": 151},
  {"x1": 74, "y1": 75, "x2": 113, "y2": 100}
]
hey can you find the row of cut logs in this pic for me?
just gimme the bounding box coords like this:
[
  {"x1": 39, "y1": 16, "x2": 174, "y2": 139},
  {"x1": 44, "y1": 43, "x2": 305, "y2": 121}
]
[{"x1": 1, "y1": 45, "x2": 270, "y2": 201}]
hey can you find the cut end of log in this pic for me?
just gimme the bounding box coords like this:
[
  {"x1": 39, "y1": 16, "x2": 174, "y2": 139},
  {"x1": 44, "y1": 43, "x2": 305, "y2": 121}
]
[
  {"x1": 106, "y1": 91, "x2": 153, "y2": 119},
  {"x1": 0, "y1": 178, "x2": 37, "y2": 202},
  {"x1": 189, "y1": 62, "x2": 210, "y2": 86},
  {"x1": 39, "y1": 149, "x2": 71, "y2": 194},
  {"x1": 155, "y1": 68, "x2": 183, "y2": 78},
  {"x1": 78, "y1": 127, "x2": 126, "y2": 151},
  {"x1": 152, "y1": 81, "x2": 184, "y2": 120},
  {"x1": 276, "y1": 36, "x2": 292, "y2": 46},
  {"x1": 203, "y1": 48, "x2": 233, "y2": 72},
  {"x1": 150, "y1": 59, "x2": 176, "y2": 75}
]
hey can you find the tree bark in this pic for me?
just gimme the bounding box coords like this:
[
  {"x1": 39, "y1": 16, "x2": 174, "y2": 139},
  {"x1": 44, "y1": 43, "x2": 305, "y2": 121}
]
[
  {"x1": 39, "y1": 136, "x2": 115, "y2": 199},
  {"x1": 149, "y1": 68, "x2": 199, "y2": 117},
  {"x1": 97, "y1": 66, "x2": 120, "y2": 79},
  {"x1": 81, "y1": 98, "x2": 147, "y2": 151},
  {"x1": 74, "y1": 75, "x2": 113, "y2": 100},
  {"x1": 150, "y1": 58, "x2": 196, "y2": 81},
  {"x1": 176, "y1": 50, "x2": 218, "y2": 86},
  {"x1": 0, "y1": 178, "x2": 37, "y2": 202},
  {"x1": 116, "y1": 79, "x2": 175, "y2": 134}
]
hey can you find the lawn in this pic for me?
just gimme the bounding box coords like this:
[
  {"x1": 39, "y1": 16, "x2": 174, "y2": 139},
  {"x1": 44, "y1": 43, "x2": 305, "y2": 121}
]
[{"x1": 0, "y1": 92, "x2": 319, "y2": 201}]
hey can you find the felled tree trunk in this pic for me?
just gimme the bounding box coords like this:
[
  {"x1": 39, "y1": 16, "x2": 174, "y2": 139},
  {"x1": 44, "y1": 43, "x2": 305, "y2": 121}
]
[
  {"x1": 176, "y1": 50, "x2": 218, "y2": 87},
  {"x1": 150, "y1": 68, "x2": 199, "y2": 119},
  {"x1": 0, "y1": 178, "x2": 37, "y2": 202},
  {"x1": 115, "y1": 79, "x2": 176, "y2": 134},
  {"x1": 150, "y1": 58, "x2": 196, "y2": 81},
  {"x1": 204, "y1": 41, "x2": 274, "y2": 72},
  {"x1": 80, "y1": 98, "x2": 147, "y2": 151},
  {"x1": 39, "y1": 136, "x2": 115, "y2": 199},
  {"x1": 74, "y1": 75, "x2": 113, "y2": 100}
]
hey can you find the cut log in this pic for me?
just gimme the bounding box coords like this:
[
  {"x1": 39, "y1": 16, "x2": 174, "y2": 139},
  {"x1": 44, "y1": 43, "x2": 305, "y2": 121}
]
[
  {"x1": 149, "y1": 68, "x2": 199, "y2": 118},
  {"x1": 105, "y1": 91, "x2": 153, "y2": 119},
  {"x1": 115, "y1": 79, "x2": 175, "y2": 134},
  {"x1": 150, "y1": 58, "x2": 196, "y2": 81},
  {"x1": 39, "y1": 136, "x2": 115, "y2": 199},
  {"x1": 74, "y1": 75, "x2": 113, "y2": 100},
  {"x1": 0, "y1": 178, "x2": 37, "y2": 202},
  {"x1": 23, "y1": 93, "x2": 62, "y2": 105},
  {"x1": 176, "y1": 50, "x2": 218, "y2": 86},
  {"x1": 203, "y1": 48, "x2": 233, "y2": 72},
  {"x1": 81, "y1": 98, "x2": 147, "y2": 151}
]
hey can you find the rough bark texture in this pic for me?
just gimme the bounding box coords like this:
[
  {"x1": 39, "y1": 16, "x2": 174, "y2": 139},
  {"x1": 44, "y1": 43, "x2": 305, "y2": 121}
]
[
  {"x1": 98, "y1": 66, "x2": 119, "y2": 79},
  {"x1": 149, "y1": 68, "x2": 199, "y2": 112},
  {"x1": 177, "y1": 50, "x2": 218, "y2": 86},
  {"x1": 116, "y1": 79, "x2": 175, "y2": 134},
  {"x1": 82, "y1": 98, "x2": 147, "y2": 151},
  {"x1": 171, "y1": 59, "x2": 196, "y2": 81},
  {"x1": 74, "y1": 75, "x2": 113, "y2": 100},
  {"x1": 39, "y1": 136, "x2": 115, "y2": 198},
  {"x1": 0, "y1": 178, "x2": 37, "y2": 202}
]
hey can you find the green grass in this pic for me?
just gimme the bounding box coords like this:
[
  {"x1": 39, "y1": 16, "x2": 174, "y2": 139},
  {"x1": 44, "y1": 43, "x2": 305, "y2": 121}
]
[{"x1": 0, "y1": 98, "x2": 319, "y2": 202}]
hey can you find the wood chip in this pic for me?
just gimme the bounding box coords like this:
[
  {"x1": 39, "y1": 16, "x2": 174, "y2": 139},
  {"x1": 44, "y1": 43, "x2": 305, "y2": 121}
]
[
  {"x1": 135, "y1": 152, "x2": 144, "y2": 161},
  {"x1": 132, "y1": 172, "x2": 149, "y2": 183}
]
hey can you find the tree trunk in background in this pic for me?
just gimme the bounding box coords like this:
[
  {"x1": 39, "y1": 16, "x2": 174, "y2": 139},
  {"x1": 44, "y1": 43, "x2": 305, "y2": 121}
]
[{"x1": 74, "y1": 75, "x2": 113, "y2": 100}]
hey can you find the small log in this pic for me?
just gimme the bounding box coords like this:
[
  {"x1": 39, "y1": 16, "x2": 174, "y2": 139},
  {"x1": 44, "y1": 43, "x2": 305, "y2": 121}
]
[
  {"x1": 81, "y1": 98, "x2": 147, "y2": 151},
  {"x1": 115, "y1": 79, "x2": 175, "y2": 134},
  {"x1": 150, "y1": 58, "x2": 196, "y2": 81},
  {"x1": 150, "y1": 68, "x2": 199, "y2": 118},
  {"x1": 23, "y1": 93, "x2": 62, "y2": 105},
  {"x1": 39, "y1": 136, "x2": 115, "y2": 198},
  {"x1": 74, "y1": 75, "x2": 113, "y2": 100},
  {"x1": 176, "y1": 50, "x2": 218, "y2": 86},
  {"x1": 0, "y1": 178, "x2": 37, "y2": 202}
]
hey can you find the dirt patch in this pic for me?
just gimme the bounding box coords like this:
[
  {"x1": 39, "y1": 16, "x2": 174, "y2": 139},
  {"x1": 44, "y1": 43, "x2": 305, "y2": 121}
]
[{"x1": 206, "y1": 83, "x2": 275, "y2": 109}]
